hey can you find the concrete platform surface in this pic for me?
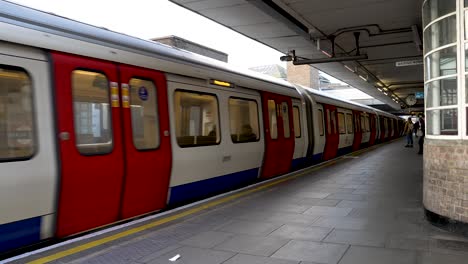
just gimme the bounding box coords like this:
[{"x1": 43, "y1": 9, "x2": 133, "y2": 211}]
[{"x1": 12, "y1": 139, "x2": 468, "y2": 264}]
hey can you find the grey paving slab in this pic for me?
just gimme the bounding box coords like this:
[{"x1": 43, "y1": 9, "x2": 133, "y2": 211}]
[
  {"x1": 325, "y1": 193, "x2": 367, "y2": 201},
  {"x1": 214, "y1": 235, "x2": 290, "y2": 256},
  {"x1": 338, "y1": 246, "x2": 417, "y2": 264},
  {"x1": 336, "y1": 200, "x2": 378, "y2": 209},
  {"x1": 417, "y1": 251, "x2": 468, "y2": 264},
  {"x1": 268, "y1": 225, "x2": 332, "y2": 241},
  {"x1": 315, "y1": 199, "x2": 341, "y2": 207},
  {"x1": 216, "y1": 220, "x2": 283, "y2": 236},
  {"x1": 143, "y1": 246, "x2": 235, "y2": 264},
  {"x1": 303, "y1": 206, "x2": 353, "y2": 217},
  {"x1": 294, "y1": 192, "x2": 331, "y2": 199},
  {"x1": 311, "y1": 216, "x2": 370, "y2": 230},
  {"x1": 323, "y1": 229, "x2": 387, "y2": 247},
  {"x1": 271, "y1": 240, "x2": 349, "y2": 264},
  {"x1": 266, "y1": 212, "x2": 320, "y2": 226},
  {"x1": 223, "y1": 254, "x2": 300, "y2": 264},
  {"x1": 179, "y1": 231, "x2": 234, "y2": 249}
]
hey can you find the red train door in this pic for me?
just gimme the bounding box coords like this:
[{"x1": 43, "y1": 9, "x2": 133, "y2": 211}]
[
  {"x1": 322, "y1": 104, "x2": 339, "y2": 160},
  {"x1": 369, "y1": 114, "x2": 377, "y2": 146},
  {"x1": 261, "y1": 92, "x2": 295, "y2": 178},
  {"x1": 52, "y1": 52, "x2": 125, "y2": 237},
  {"x1": 352, "y1": 110, "x2": 362, "y2": 151},
  {"x1": 119, "y1": 65, "x2": 172, "y2": 219}
]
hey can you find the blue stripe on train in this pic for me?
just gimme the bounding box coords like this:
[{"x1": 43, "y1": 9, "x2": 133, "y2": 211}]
[
  {"x1": 168, "y1": 168, "x2": 259, "y2": 206},
  {"x1": 0, "y1": 216, "x2": 41, "y2": 252}
]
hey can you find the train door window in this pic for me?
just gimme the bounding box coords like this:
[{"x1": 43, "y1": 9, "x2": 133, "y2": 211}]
[
  {"x1": 365, "y1": 116, "x2": 370, "y2": 132},
  {"x1": 281, "y1": 102, "x2": 290, "y2": 138},
  {"x1": 326, "y1": 109, "x2": 331, "y2": 134},
  {"x1": 72, "y1": 70, "x2": 112, "y2": 155},
  {"x1": 293, "y1": 106, "x2": 301, "y2": 138},
  {"x1": 318, "y1": 109, "x2": 324, "y2": 136},
  {"x1": 174, "y1": 90, "x2": 220, "y2": 147},
  {"x1": 346, "y1": 113, "x2": 353, "y2": 134},
  {"x1": 360, "y1": 115, "x2": 366, "y2": 131},
  {"x1": 228, "y1": 97, "x2": 259, "y2": 143},
  {"x1": 338, "y1": 112, "x2": 346, "y2": 134},
  {"x1": 354, "y1": 115, "x2": 359, "y2": 132},
  {"x1": 0, "y1": 66, "x2": 35, "y2": 160},
  {"x1": 330, "y1": 110, "x2": 337, "y2": 134},
  {"x1": 129, "y1": 78, "x2": 159, "y2": 150},
  {"x1": 267, "y1": 100, "x2": 278, "y2": 139}
]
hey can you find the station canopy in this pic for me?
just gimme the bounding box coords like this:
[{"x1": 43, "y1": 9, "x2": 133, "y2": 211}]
[{"x1": 170, "y1": 0, "x2": 424, "y2": 112}]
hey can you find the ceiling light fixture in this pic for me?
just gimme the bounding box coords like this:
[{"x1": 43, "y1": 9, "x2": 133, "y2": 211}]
[{"x1": 359, "y1": 74, "x2": 368, "y2": 81}]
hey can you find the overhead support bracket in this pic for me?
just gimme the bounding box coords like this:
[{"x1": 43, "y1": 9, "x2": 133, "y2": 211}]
[{"x1": 292, "y1": 54, "x2": 368, "y2": 65}]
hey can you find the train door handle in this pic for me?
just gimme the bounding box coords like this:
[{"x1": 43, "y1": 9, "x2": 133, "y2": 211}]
[{"x1": 222, "y1": 155, "x2": 232, "y2": 162}]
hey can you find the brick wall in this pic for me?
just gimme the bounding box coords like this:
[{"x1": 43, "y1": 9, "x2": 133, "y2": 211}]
[
  {"x1": 423, "y1": 138, "x2": 468, "y2": 223},
  {"x1": 286, "y1": 62, "x2": 319, "y2": 89}
]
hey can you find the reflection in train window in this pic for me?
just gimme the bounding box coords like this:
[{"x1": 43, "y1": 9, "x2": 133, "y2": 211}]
[
  {"x1": 129, "y1": 78, "x2": 159, "y2": 150},
  {"x1": 318, "y1": 109, "x2": 324, "y2": 136},
  {"x1": 0, "y1": 65, "x2": 35, "y2": 160},
  {"x1": 268, "y1": 100, "x2": 278, "y2": 139},
  {"x1": 338, "y1": 112, "x2": 346, "y2": 134},
  {"x1": 346, "y1": 113, "x2": 353, "y2": 134},
  {"x1": 293, "y1": 106, "x2": 301, "y2": 138},
  {"x1": 174, "y1": 90, "x2": 219, "y2": 147},
  {"x1": 229, "y1": 97, "x2": 259, "y2": 143},
  {"x1": 281, "y1": 102, "x2": 290, "y2": 138},
  {"x1": 72, "y1": 70, "x2": 112, "y2": 155}
]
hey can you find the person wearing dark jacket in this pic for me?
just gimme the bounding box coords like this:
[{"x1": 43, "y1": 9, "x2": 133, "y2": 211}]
[{"x1": 418, "y1": 115, "x2": 425, "y2": 154}]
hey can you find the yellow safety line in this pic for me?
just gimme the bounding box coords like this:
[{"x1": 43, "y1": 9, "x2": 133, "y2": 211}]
[{"x1": 28, "y1": 139, "x2": 398, "y2": 263}]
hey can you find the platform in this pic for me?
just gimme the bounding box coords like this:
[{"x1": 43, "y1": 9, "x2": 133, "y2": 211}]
[{"x1": 8, "y1": 139, "x2": 468, "y2": 264}]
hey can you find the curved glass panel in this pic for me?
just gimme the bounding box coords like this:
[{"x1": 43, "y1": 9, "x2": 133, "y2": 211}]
[
  {"x1": 423, "y1": 0, "x2": 456, "y2": 27},
  {"x1": 426, "y1": 77, "x2": 457, "y2": 107},
  {"x1": 425, "y1": 46, "x2": 457, "y2": 80},
  {"x1": 427, "y1": 108, "x2": 458, "y2": 135},
  {"x1": 424, "y1": 15, "x2": 456, "y2": 53}
]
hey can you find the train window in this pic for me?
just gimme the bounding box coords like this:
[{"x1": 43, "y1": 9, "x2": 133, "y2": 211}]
[
  {"x1": 267, "y1": 100, "x2": 278, "y2": 139},
  {"x1": 281, "y1": 102, "x2": 291, "y2": 138},
  {"x1": 129, "y1": 78, "x2": 159, "y2": 150},
  {"x1": 346, "y1": 113, "x2": 353, "y2": 134},
  {"x1": 293, "y1": 106, "x2": 301, "y2": 138},
  {"x1": 228, "y1": 97, "x2": 259, "y2": 143},
  {"x1": 72, "y1": 70, "x2": 112, "y2": 155},
  {"x1": 365, "y1": 116, "x2": 370, "y2": 132},
  {"x1": 326, "y1": 109, "x2": 331, "y2": 134},
  {"x1": 338, "y1": 112, "x2": 346, "y2": 134},
  {"x1": 318, "y1": 109, "x2": 324, "y2": 136},
  {"x1": 0, "y1": 66, "x2": 35, "y2": 161},
  {"x1": 174, "y1": 90, "x2": 220, "y2": 147}
]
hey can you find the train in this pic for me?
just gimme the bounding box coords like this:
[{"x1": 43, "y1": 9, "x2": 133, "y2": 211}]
[{"x1": 0, "y1": 1, "x2": 403, "y2": 254}]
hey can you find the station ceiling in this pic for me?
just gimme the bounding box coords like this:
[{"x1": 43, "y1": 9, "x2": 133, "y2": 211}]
[{"x1": 170, "y1": 0, "x2": 425, "y2": 113}]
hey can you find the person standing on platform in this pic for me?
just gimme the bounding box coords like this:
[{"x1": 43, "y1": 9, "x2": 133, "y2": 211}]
[
  {"x1": 417, "y1": 114, "x2": 425, "y2": 154},
  {"x1": 413, "y1": 118, "x2": 420, "y2": 138},
  {"x1": 403, "y1": 117, "x2": 414, "y2": 148}
]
